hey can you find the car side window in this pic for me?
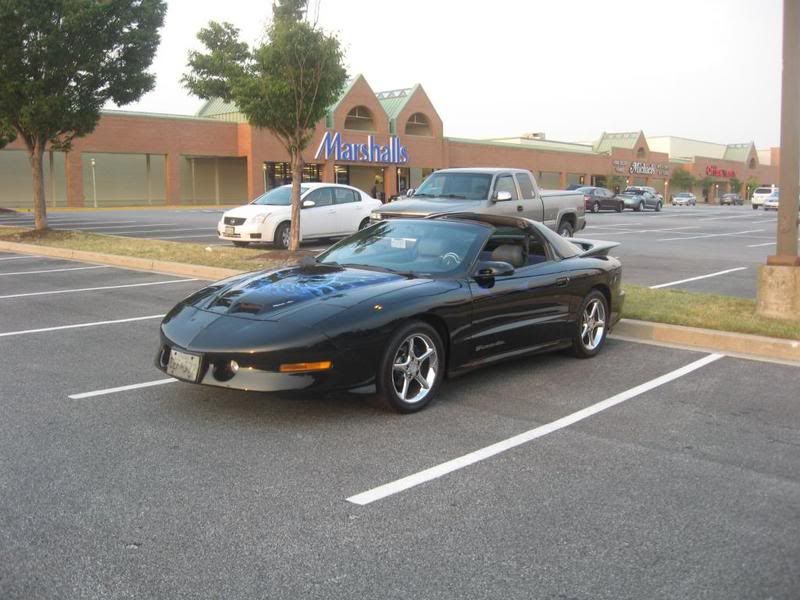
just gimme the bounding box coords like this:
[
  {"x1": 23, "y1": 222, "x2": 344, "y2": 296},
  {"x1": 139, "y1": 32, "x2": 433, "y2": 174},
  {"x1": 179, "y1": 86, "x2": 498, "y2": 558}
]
[
  {"x1": 480, "y1": 227, "x2": 551, "y2": 270},
  {"x1": 494, "y1": 175, "x2": 519, "y2": 200},
  {"x1": 305, "y1": 187, "x2": 333, "y2": 207},
  {"x1": 514, "y1": 174, "x2": 535, "y2": 199},
  {"x1": 333, "y1": 188, "x2": 358, "y2": 204}
]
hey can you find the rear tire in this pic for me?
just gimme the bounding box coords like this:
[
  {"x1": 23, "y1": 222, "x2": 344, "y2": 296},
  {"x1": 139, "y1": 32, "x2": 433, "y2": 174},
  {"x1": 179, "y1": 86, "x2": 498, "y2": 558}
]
[
  {"x1": 655, "y1": 201, "x2": 662, "y2": 212},
  {"x1": 571, "y1": 290, "x2": 609, "y2": 358},
  {"x1": 591, "y1": 201, "x2": 600, "y2": 214},
  {"x1": 375, "y1": 321, "x2": 445, "y2": 413},
  {"x1": 557, "y1": 220, "x2": 574, "y2": 238},
  {"x1": 616, "y1": 201, "x2": 623, "y2": 213},
  {"x1": 273, "y1": 222, "x2": 291, "y2": 249}
]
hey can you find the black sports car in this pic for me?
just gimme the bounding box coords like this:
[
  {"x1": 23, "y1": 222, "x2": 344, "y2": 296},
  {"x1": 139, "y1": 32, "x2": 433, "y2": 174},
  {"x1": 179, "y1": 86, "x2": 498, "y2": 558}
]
[{"x1": 156, "y1": 213, "x2": 624, "y2": 413}]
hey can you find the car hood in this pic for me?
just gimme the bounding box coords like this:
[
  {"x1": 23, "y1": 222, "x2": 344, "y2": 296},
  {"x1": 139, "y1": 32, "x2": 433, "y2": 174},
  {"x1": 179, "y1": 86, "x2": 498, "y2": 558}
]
[
  {"x1": 178, "y1": 264, "x2": 430, "y2": 323},
  {"x1": 373, "y1": 197, "x2": 483, "y2": 217},
  {"x1": 223, "y1": 204, "x2": 290, "y2": 219}
]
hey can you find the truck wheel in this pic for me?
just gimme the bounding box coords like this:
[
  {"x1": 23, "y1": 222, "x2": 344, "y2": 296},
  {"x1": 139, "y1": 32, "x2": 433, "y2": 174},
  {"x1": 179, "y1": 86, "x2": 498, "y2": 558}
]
[{"x1": 557, "y1": 221, "x2": 574, "y2": 238}]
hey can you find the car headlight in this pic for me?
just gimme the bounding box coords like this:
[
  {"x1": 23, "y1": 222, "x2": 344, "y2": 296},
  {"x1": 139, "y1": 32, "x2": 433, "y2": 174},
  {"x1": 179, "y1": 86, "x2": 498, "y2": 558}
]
[
  {"x1": 249, "y1": 213, "x2": 270, "y2": 224},
  {"x1": 371, "y1": 212, "x2": 383, "y2": 221}
]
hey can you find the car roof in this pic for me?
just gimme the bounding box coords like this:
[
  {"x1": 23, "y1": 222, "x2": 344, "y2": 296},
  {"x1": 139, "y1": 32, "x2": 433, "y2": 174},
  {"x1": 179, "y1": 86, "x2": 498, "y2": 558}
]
[{"x1": 434, "y1": 167, "x2": 530, "y2": 175}]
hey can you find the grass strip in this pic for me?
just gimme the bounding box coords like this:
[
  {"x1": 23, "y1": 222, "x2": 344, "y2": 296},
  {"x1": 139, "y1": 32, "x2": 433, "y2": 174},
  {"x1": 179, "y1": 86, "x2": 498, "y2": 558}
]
[
  {"x1": 1, "y1": 226, "x2": 798, "y2": 341},
  {"x1": 623, "y1": 284, "x2": 800, "y2": 341},
  {"x1": 0, "y1": 228, "x2": 309, "y2": 271}
]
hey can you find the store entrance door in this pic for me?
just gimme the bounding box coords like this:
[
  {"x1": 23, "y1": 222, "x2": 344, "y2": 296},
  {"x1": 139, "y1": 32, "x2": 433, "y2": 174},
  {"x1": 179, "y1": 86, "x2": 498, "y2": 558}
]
[{"x1": 348, "y1": 166, "x2": 385, "y2": 200}]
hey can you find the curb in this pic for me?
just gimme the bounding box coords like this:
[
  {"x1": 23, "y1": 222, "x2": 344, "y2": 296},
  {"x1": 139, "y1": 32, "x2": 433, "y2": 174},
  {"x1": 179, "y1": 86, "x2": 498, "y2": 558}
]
[
  {"x1": 613, "y1": 319, "x2": 800, "y2": 365},
  {"x1": 0, "y1": 240, "x2": 242, "y2": 281}
]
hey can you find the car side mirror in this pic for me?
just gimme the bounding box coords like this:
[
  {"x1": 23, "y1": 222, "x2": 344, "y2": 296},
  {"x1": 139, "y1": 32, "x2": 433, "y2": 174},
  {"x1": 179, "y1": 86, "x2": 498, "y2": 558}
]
[
  {"x1": 473, "y1": 260, "x2": 515, "y2": 279},
  {"x1": 492, "y1": 191, "x2": 512, "y2": 202},
  {"x1": 405, "y1": 188, "x2": 415, "y2": 198},
  {"x1": 302, "y1": 199, "x2": 315, "y2": 208}
]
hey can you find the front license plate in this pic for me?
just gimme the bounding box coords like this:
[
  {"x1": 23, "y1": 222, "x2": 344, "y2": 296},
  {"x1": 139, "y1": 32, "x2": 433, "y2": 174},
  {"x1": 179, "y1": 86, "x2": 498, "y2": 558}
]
[
  {"x1": 224, "y1": 225, "x2": 235, "y2": 235},
  {"x1": 166, "y1": 349, "x2": 201, "y2": 382}
]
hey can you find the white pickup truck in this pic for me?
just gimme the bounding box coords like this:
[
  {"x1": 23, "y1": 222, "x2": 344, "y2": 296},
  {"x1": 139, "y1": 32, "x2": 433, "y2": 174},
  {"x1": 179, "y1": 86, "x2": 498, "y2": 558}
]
[{"x1": 371, "y1": 168, "x2": 586, "y2": 237}]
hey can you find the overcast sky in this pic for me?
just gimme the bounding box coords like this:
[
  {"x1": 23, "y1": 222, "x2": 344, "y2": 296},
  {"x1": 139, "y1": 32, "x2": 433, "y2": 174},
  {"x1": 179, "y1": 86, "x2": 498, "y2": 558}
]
[{"x1": 114, "y1": 0, "x2": 784, "y2": 148}]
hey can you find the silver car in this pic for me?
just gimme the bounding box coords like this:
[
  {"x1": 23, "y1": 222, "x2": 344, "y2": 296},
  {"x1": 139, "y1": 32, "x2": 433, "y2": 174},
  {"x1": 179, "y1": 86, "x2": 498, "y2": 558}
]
[{"x1": 673, "y1": 192, "x2": 696, "y2": 206}]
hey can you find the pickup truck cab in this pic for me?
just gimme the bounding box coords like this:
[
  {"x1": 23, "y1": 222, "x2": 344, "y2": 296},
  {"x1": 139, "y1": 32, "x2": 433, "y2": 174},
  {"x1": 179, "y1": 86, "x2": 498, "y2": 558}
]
[{"x1": 371, "y1": 168, "x2": 586, "y2": 237}]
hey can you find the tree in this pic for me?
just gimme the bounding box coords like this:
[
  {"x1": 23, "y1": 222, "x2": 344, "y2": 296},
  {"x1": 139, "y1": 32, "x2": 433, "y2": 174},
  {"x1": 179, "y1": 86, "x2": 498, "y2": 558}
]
[
  {"x1": 0, "y1": 0, "x2": 166, "y2": 231},
  {"x1": 184, "y1": 0, "x2": 347, "y2": 251},
  {"x1": 605, "y1": 173, "x2": 626, "y2": 193},
  {"x1": 745, "y1": 176, "x2": 760, "y2": 201},
  {"x1": 730, "y1": 177, "x2": 742, "y2": 194},
  {"x1": 698, "y1": 176, "x2": 714, "y2": 202},
  {"x1": 669, "y1": 168, "x2": 695, "y2": 191}
]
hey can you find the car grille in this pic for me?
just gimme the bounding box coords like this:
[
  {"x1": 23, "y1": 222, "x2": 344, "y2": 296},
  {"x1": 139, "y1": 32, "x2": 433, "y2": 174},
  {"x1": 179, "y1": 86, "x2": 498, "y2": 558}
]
[{"x1": 224, "y1": 217, "x2": 246, "y2": 226}]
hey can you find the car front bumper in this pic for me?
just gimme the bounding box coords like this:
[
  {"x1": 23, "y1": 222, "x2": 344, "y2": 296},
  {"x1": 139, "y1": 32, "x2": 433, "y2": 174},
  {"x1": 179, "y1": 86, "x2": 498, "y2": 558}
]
[{"x1": 217, "y1": 221, "x2": 272, "y2": 242}]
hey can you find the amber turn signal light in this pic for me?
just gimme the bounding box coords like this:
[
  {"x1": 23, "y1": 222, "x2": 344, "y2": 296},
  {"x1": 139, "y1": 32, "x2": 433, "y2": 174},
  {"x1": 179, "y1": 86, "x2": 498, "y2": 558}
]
[{"x1": 279, "y1": 361, "x2": 332, "y2": 373}]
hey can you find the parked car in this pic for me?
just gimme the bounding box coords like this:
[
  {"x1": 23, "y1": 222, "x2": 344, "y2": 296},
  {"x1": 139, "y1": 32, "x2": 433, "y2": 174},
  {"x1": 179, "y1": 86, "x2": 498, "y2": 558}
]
[
  {"x1": 371, "y1": 168, "x2": 586, "y2": 238},
  {"x1": 217, "y1": 183, "x2": 382, "y2": 249},
  {"x1": 617, "y1": 187, "x2": 662, "y2": 211},
  {"x1": 720, "y1": 193, "x2": 743, "y2": 206},
  {"x1": 628, "y1": 185, "x2": 663, "y2": 203},
  {"x1": 763, "y1": 190, "x2": 780, "y2": 211},
  {"x1": 576, "y1": 186, "x2": 623, "y2": 213},
  {"x1": 751, "y1": 186, "x2": 776, "y2": 210},
  {"x1": 673, "y1": 192, "x2": 697, "y2": 206},
  {"x1": 156, "y1": 213, "x2": 623, "y2": 413}
]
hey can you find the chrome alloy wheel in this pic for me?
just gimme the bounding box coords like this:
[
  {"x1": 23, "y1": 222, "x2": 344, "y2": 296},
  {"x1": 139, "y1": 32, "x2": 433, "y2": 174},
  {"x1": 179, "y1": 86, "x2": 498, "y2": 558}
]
[
  {"x1": 391, "y1": 333, "x2": 439, "y2": 404},
  {"x1": 580, "y1": 298, "x2": 606, "y2": 351},
  {"x1": 281, "y1": 226, "x2": 291, "y2": 249}
]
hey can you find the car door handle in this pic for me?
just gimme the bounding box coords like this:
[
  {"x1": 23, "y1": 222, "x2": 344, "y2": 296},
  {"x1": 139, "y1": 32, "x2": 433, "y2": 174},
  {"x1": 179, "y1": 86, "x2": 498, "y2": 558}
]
[
  {"x1": 556, "y1": 277, "x2": 570, "y2": 287},
  {"x1": 517, "y1": 205, "x2": 523, "y2": 212}
]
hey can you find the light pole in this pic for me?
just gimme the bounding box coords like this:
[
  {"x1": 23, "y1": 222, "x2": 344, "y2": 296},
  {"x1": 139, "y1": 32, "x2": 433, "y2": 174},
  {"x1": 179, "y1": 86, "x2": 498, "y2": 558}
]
[
  {"x1": 90, "y1": 158, "x2": 97, "y2": 208},
  {"x1": 262, "y1": 163, "x2": 267, "y2": 192}
]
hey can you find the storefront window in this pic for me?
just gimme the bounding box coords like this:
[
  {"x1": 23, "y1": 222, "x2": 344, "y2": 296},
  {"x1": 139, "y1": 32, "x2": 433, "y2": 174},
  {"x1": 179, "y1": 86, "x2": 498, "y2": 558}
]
[
  {"x1": 265, "y1": 162, "x2": 321, "y2": 190},
  {"x1": 334, "y1": 165, "x2": 350, "y2": 185},
  {"x1": 539, "y1": 171, "x2": 561, "y2": 189},
  {"x1": 396, "y1": 167, "x2": 410, "y2": 195}
]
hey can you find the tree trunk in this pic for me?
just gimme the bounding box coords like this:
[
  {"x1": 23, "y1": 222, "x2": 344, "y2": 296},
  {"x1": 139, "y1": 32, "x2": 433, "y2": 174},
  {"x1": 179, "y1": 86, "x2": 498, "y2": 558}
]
[
  {"x1": 29, "y1": 141, "x2": 48, "y2": 231},
  {"x1": 289, "y1": 151, "x2": 304, "y2": 252}
]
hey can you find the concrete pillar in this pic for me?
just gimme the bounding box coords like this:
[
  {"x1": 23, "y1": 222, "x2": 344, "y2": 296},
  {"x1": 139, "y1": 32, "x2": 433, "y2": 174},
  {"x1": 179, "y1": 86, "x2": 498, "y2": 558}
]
[
  {"x1": 165, "y1": 152, "x2": 181, "y2": 206},
  {"x1": 559, "y1": 172, "x2": 566, "y2": 189},
  {"x1": 64, "y1": 150, "x2": 84, "y2": 208}
]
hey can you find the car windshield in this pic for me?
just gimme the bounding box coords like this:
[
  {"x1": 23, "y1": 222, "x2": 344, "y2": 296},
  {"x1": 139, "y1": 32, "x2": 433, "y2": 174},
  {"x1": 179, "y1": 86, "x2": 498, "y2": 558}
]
[
  {"x1": 754, "y1": 188, "x2": 772, "y2": 194},
  {"x1": 413, "y1": 172, "x2": 492, "y2": 200},
  {"x1": 317, "y1": 220, "x2": 489, "y2": 276},
  {"x1": 622, "y1": 188, "x2": 643, "y2": 195},
  {"x1": 676, "y1": 193, "x2": 691, "y2": 197},
  {"x1": 252, "y1": 185, "x2": 310, "y2": 206}
]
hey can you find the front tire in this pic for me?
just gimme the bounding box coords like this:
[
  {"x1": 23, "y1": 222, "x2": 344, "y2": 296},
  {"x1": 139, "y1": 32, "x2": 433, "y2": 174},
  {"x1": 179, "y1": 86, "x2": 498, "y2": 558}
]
[
  {"x1": 752, "y1": 204, "x2": 758, "y2": 210},
  {"x1": 273, "y1": 222, "x2": 291, "y2": 249},
  {"x1": 358, "y1": 218, "x2": 371, "y2": 230},
  {"x1": 591, "y1": 201, "x2": 600, "y2": 214},
  {"x1": 376, "y1": 321, "x2": 445, "y2": 413},
  {"x1": 571, "y1": 290, "x2": 609, "y2": 358},
  {"x1": 557, "y1": 220, "x2": 574, "y2": 237},
  {"x1": 655, "y1": 201, "x2": 662, "y2": 212}
]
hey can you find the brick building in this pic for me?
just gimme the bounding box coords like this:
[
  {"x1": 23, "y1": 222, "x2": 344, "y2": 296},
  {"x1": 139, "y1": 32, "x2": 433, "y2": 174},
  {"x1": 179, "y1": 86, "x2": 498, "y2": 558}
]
[{"x1": 0, "y1": 74, "x2": 779, "y2": 209}]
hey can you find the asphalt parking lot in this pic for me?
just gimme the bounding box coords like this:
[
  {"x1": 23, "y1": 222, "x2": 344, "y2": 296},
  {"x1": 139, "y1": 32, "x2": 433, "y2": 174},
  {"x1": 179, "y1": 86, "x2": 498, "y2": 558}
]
[
  {"x1": 1, "y1": 250, "x2": 798, "y2": 599},
  {"x1": 1, "y1": 204, "x2": 791, "y2": 298}
]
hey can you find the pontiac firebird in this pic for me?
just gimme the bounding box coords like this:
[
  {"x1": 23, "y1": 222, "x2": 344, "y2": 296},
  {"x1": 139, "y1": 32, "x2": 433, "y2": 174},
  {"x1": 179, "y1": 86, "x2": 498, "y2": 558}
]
[{"x1": 155, "y1": 213, "x2": 624, "y2": 413}]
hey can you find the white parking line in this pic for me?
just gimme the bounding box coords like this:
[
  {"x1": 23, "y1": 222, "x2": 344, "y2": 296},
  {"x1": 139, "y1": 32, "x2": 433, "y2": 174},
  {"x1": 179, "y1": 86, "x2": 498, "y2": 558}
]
[
  {"x1": 56, "y1": 222, "x2": 172, "y2": 230},
  {"x1": 747, "y1": 241, "x2": 775, "y2": 248},
  {"x1": 0, "y1": 314, "x2": 164, "y2": 338},
  {"x1": 108, "y1": 228, "x2": 215, "y2": 235},
  {"x1": 0, "y1": 255, "x2": 39, "y2": 261},
  {"x1": 157, "y1": 234, "x2": 220, "y2": 239},
  {"x1": 69, "y1": 378, "x2": 177, "y2": 400},
  {"x1": 0, "y1": 278, "x2": 197, "y2": 300},
  {"x1": 0, "y1": 265, "x2": 109, "y2": 277},
  {"x1": 658, "y1": 229, "x2": 764, "y2": 242},
  {"x1": 346, "y1": 353, "x2": 725, "y2": 506},
  {"x1": 648, "y1": 267, "x2": 748, "y2": 289}
]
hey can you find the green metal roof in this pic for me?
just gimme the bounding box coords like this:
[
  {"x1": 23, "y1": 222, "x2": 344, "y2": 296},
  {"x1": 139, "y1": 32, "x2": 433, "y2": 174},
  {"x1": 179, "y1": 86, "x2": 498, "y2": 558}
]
[
  {"x1": 594, "y1": 131, "x2": 641, "y2": 153},
  {"x1": 723, "y1": 143, "x2": 755, "y2": 162},
  {"x1": 196, "y1": 98, "x2": 247, "y2": 122},
  {"x1": 376, "y1": 86, "x2": 416, "y2": 120},
  {"x1": 488, "y1": 137, "x2": 596, "y2": 154}
]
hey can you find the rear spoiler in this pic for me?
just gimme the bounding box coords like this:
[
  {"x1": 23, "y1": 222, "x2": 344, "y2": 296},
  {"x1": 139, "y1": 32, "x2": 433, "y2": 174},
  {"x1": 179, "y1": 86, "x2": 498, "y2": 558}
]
[{"x1": 569, "y1": 238, "x2": 620, "y2": 258}]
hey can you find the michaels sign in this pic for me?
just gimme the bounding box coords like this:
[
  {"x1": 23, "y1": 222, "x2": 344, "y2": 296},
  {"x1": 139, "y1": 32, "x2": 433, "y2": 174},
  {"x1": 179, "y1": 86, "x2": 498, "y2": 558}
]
[{"x1": 315, "y1": 131, "x2": 409, "y2": 164}]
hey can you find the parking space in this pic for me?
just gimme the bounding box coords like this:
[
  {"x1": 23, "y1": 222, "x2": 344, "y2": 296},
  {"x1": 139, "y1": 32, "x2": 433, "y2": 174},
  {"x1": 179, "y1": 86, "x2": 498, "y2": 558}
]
[{"x1": 1, "y1": 250, "x2": 798, "y2": 599}]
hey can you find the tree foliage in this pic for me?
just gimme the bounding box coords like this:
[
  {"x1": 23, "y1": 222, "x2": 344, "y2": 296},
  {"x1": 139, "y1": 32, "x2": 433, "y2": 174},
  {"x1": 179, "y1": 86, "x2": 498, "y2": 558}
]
[
  {"x1": 729, "y1": 177, "x2": 742, "y2": 193},
  {"x1": 669, "y1": 168, "x2": 695, "y2": 190},
  {"x1": 0, "y1": 0, "x2": 166, "y2": 229},
  {"x1": 183, "y1": 0, "x2": 348, "y2": 251},
  {"x1": 605, "y1": 173, "x2": 626, "y2": 192}
]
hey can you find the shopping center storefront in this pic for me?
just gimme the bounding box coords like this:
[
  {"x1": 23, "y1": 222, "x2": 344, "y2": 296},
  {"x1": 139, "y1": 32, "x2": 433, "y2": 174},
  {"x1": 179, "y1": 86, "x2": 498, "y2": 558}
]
[{"x1": 0, "y1": 75, "x2": 779, "y2": 209}]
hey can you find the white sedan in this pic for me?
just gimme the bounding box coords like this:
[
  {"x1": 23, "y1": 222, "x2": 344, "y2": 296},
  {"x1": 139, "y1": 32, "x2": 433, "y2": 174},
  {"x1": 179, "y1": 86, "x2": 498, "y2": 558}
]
[{"x1": 218, "y1": 183, "x2": 382, "y2": 249}]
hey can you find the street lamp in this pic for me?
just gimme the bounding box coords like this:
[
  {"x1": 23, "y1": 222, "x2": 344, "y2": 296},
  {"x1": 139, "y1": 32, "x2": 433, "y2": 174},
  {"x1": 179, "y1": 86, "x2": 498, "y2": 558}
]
[
  {"x1": 90, "y1": 157, "x2": 97, "y2": 208},
  {"x1": 262, "y1": 163, "x2": 267, "y2": 192}
]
